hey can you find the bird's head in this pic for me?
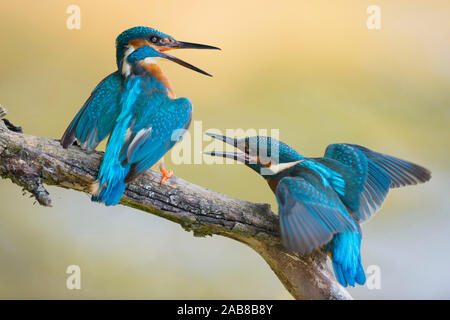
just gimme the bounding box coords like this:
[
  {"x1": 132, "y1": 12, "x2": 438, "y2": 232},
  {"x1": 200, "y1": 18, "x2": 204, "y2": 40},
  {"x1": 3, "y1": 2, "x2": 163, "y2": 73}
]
[
  {"x1": 116, "y1": 26, "x2": 220, "y2": 77},
  {"x1": 204, "y1": 133, "x2": 304, "y2": 178}
]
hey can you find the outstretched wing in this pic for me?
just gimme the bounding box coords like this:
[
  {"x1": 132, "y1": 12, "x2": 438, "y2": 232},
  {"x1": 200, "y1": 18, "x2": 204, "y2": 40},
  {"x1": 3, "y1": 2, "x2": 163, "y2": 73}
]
[
  {"x1": 324, "y1": 143, "x2": 391, "y2": 221},
  {"x1": 276, "y1": 174, "x2": 357, "y2": 255},
  {"x1": 345, "y1": 144, "x2": 431, "y2": 188},
  {"x1": 318, "y1": 144, "x2": 368, "y2": 212},
  {"x1": 61, "y1": 71, "x2": 122, "y2": 152},
  {"x1": 121, "y1": 97, "x2": 192, "y2": 182},
  {"x1": 324, "y1": 143, "x2": 431, "y2": 222}
]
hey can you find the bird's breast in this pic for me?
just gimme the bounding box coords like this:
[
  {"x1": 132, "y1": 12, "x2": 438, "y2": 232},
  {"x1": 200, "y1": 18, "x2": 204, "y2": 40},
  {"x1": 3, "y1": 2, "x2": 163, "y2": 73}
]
[
  {"x1": 141, "y1": 62, "x2": 176, "y2": 99},
  {"x1": 267, "y1": 178, "x2": 280, "y2": 194}
]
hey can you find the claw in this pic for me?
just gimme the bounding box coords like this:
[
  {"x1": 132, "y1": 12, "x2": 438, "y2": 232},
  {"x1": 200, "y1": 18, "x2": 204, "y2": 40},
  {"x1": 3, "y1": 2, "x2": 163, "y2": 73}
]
[{"x1": 160, "y1": 168, "x2": 173, "y2": 184}]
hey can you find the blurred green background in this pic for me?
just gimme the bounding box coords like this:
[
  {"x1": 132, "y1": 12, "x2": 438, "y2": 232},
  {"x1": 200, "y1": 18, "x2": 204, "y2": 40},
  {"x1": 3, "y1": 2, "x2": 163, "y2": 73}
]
[{"x1": 0, "y1": 0, "x2": 449, "y2": 299}]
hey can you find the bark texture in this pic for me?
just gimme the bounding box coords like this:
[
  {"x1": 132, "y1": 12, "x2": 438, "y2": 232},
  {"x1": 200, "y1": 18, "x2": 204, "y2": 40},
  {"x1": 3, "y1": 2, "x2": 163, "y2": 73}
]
[{"x1": 0, "y1": 108, "x2": 351, "y2": 300}]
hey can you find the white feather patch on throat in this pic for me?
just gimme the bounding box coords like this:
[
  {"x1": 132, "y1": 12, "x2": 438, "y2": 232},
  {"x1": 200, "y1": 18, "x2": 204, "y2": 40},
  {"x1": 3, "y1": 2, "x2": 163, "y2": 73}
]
[
  {"x1": 121, "y1": 45, "x2": 135, "y2": 77},
  {"x1": 121, "y1": 45, "x2": 159, "y2": 76}
]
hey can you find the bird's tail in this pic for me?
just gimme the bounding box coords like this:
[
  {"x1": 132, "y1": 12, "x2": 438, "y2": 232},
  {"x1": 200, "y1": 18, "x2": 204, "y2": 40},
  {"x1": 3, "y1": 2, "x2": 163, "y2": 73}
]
[
  {"x1": 90, "y1": 125, "x2": 130, "y2": 206},
  {"x1": 328, "y1": 228, "x2": 366, "y2": 287},
  {"x1": 91, "y1": 166, "x2": 128, "y2": 206}
]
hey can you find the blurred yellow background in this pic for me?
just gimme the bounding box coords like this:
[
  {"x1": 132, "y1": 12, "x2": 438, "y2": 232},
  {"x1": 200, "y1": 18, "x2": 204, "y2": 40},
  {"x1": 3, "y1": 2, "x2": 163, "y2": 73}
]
[{"x1": 0, "y1": 0, "x2": 449, "y2": 299}]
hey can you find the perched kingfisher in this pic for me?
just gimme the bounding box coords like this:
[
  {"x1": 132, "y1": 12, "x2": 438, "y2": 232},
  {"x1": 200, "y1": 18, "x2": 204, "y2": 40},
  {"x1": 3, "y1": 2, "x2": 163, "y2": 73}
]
[
  {"x1": 204, "y1": 133, "x2": 431, "y2": 287},
  {"x1": 60, "y1": 26, "x2": 219, "y2": 205}
]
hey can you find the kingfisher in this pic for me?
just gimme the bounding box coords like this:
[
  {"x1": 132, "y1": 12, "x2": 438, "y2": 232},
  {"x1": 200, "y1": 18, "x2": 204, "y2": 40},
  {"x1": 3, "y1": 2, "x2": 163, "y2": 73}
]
[
  {"x1": 204, "y1": 133, "x2": 431, "y2": 287},
  {"x1": 60, "y1": 26, "x2": 219, "y2": 205}
]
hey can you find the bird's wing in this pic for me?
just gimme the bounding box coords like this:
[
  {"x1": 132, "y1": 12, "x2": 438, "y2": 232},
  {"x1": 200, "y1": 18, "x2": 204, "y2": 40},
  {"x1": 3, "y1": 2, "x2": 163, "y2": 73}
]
[
  {"x1": 61, "y1": 71, "x2": 122, "y2": 151},
  {"x1": 275, "y1": 175, "x2": 357, "y2": 255},
  {"x1": 324, "y1": 143, "x2": 391, "y2": 222},
  {"x1": 121, "y1": 97, "x2": 192, "y2": 182},
  {"x1": 345, "y1": 144, "x2": 431, "y2": 188},
  {"x1": 309, "y1": 155, "x2": 365, "y2": 212}
]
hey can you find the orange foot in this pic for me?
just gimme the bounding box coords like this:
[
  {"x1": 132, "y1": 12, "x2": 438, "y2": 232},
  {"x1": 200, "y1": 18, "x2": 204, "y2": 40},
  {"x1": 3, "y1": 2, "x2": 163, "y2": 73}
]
[{"x1": 160, "y1": 168, "x2": 173, "y2": 184}]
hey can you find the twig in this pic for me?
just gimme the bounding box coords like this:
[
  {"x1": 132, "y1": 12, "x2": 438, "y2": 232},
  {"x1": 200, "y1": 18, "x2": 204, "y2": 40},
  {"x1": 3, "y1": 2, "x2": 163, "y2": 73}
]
[{"x1": 0, "y1": 109, "x2": 351, "y2": 300}]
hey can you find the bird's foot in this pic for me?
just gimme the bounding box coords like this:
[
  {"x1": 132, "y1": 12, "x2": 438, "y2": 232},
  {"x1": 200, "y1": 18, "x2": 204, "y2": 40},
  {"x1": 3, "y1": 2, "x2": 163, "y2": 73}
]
[{"x1": 160, "y1": 168, "x2": 173, "y2": 184}]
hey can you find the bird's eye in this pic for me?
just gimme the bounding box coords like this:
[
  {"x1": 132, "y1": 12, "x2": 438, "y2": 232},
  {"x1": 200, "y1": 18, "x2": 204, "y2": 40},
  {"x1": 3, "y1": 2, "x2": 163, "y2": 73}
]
[{"x1": 150, "y1": 36, "x2": 159, "y2": 43}]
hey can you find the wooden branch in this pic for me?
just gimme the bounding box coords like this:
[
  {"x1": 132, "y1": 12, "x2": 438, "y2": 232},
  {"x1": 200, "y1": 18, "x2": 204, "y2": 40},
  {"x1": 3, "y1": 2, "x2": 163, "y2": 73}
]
[{"x1": 0, "y1": 108, "x2": 351, "y2": 300}]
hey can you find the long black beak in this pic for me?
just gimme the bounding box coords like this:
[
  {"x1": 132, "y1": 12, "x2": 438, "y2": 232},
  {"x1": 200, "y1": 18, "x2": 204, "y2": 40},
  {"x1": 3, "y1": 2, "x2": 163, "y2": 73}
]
[
  {"x1": 202, "y1": 151, "x2": 250, "y2": 163},
  {"x1": 205, "y1": 132, "x2": 239, "y2": 147},
  {"x1": 174, "y1": 41, "x2": 221, "y2": 50},
  {"x1": 203, "y1": 132, "x2": 250, "y2": 163},
  {"x1": 160, "y1": 52, "x2": 213, "y2": 77},
  {"x1": 204, "y1": 132, "x2": 304, "y2": 174}
]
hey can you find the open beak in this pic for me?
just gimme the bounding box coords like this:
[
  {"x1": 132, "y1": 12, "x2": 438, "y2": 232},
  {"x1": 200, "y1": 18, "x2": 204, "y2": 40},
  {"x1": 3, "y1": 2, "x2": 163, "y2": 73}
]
[
  {"x1": 204, "y1": 132, "x2": 304, "y2": 174},
  {"x1": 157, "y1": 41, "x2": 220, "y2": 77},
  {"x1": 203, "y1": 132, "x2": 250, "y2": 163},
  {"x1": 160, "y1": 52, "x2": 213, "y2": 76}
]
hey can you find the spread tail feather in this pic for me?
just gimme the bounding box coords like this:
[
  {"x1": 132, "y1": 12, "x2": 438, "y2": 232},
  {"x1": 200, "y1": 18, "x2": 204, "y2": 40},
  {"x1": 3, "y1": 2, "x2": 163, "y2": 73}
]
[
  {"x1": 331, "y1": 255, "x2": 366, "y2": 287},
  {"x1": 328, "y1": 229, "x2": 366, "y2": 287}
]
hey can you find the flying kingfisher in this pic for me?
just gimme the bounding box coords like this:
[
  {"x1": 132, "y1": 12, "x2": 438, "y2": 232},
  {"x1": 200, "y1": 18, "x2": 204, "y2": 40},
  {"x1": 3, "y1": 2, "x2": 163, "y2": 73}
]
[
  {"x1": 204, "y1": 133, "x2": 431, "y2": 287},
  {"x1": 60, "y1": 26, "x2": 219, "y2": 205}
]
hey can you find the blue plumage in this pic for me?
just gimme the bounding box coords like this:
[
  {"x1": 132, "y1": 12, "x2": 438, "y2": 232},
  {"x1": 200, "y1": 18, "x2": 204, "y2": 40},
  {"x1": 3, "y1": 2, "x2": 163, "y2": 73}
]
[
  {"x1": 123, "y1": 97, "x2": 192, "y2": 182},
  {"x1": 61, "y1": 71, "x2": 122, "y2": 151},
  {"x1": 61, "y1": 27, "x2": 173, "y2": 151},
  {"x1": 61, "y1": 26, "x2": 219, "y2": 205},
  {"x1": 347, "y1": 144, "x2": 431, "y2": 188},
  {"x1": 205, "y1": 135, "x2": 431, "y2": 287},
  {"x1": 328, "y1": 227, "x2": 366, "y2": 287},
  {"x1": 91, "y1": 76, "x2": 142, "y2": 205},
  {"x1": 323, "y1": 143, "x2": 391, "y2": 221},
  {"x1": 91, "y1": 47, "x2": 193, "y2": 205},
  {"x1": 276, "y1": 175, "x2": 357, "y2": 254},
  {"x1": 115, "y1": 27, "x2": 173, "y2": 70}
]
